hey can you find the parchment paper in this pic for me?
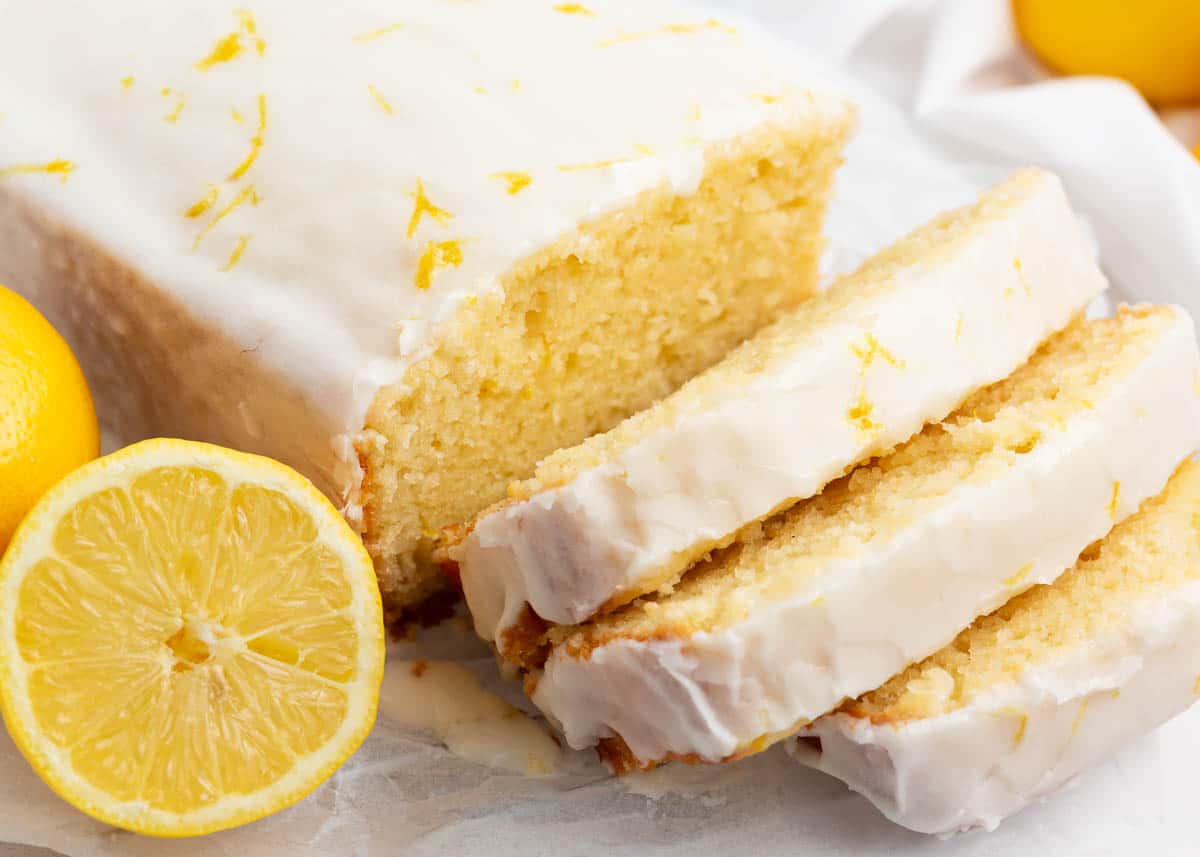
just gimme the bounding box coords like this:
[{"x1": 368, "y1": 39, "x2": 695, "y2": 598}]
[{"x1": 5, "y1": 0, "x2": 1200, "y2": 854}]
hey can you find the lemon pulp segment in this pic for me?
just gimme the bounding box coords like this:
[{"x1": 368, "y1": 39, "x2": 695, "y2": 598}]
[{"x1": 0, "y1": 440, "x2": 384, "y2": 836}]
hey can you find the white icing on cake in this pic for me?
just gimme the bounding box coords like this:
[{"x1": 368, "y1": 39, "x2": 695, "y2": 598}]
[
  {"x1": 0, "y1": 0, "x2": 847, "y2": 503},
  {"x1": 530, "y1": 308, "x2": 1200, "y2": 766},
  {"x1": 457, "y1": 170, "x2": 1106, "y2": 649},
  {"x1": 792, "y1": 580, "x2": 1200, "y2": 835},
  {"x1": 378, "y1": 660, "x2": 559, "y2": 776}
]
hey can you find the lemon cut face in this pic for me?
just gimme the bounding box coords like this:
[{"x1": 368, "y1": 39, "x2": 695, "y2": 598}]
[{"x1": 0, "y1": 439, "x2": 385, "y2": 837}]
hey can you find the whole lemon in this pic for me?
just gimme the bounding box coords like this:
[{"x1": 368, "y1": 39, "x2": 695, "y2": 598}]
[
  {"x1": 1013, "y1": 0, "x2": 1200, "y2": 106},
  {"x1": 0, "y1": 285, "x2": 99, "y2": 552}
]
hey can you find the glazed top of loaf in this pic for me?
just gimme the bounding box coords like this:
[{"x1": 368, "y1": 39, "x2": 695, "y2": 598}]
[{"x1": 0, "y1": 0, "x2": 846, "y2": 464}]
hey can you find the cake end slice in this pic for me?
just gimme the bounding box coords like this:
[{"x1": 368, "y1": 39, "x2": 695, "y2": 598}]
[{"x1": 793, "y1": 459, "x2": 1200, "y2": 835}]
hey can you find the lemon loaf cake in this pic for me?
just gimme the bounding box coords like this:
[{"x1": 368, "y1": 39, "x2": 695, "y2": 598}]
[
  {"x1": 0, "y1": 1, "x2": 853, "y2": 622},
  {"x1": 531, "y1": 306, "x2": 1200, "y2": 771},
  {"x1": 794, "y1": 460, "x2": 1200, "y2": 835},
  {"x1": 453, "y1": 169, "x2": 1105, "y2": 661}
]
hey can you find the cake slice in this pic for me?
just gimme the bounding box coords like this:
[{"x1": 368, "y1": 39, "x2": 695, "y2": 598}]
[
  {"x1": 0, "y1": 1, "x2": 853, "y2": 623},
  {"x1": 794, "y1": 460, "x2": 1200, "y2": 835},
  {"x1": 530, "y1": 306, "x2": 1200, "y2": 771},
  {"x1": 454, "y1": 169, "x2": 1106, "y2": 661}
]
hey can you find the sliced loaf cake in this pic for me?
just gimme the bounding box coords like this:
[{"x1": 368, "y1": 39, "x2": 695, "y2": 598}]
[
  {"x1": 530, "y1": 306, "x2": 1200, "y2": 771},
  {"x1": 453, "y1": 169, "x2": 1107, "y2": 662},
  {"x1": 0, "y1": 0, "x2": 854, "y2": 623}
]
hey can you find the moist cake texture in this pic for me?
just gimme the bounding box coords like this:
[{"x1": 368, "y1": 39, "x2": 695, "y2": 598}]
[
  {"x1": 0, "y1": 1, "x2": 853, "y2": 620},
  {"x1": 795, "y1": 460, "x2": 1200, "y2": 834},
  {"x1": 453, "y1": 169, "x2": 1106, "y2": 663},
  {"x1": 531, "y1": 306, "x2": 1200, "y2": 771}
]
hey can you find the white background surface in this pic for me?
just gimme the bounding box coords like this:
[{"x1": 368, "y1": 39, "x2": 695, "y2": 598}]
[{"x1": 5, "y1": 0, "x2": 1200, "y2": 855}]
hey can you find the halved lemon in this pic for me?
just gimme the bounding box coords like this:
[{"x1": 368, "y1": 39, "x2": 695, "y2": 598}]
[{"x1": 0, "y1": 439, "x2": 385, "y2": 837}]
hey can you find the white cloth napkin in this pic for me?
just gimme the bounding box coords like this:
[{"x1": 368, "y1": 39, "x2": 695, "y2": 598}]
[{"x1": 5, "y1": 2, "x2": 1200, "y2": 856}]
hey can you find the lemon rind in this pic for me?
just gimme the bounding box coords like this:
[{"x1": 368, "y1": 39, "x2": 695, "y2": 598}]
[{"x1": 0, "y1": 438, "x2": 386, "y2": 837}]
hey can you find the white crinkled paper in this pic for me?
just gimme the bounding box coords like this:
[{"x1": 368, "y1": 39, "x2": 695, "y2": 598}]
[{"x1": 5, "y1": 0, "x2": 1200, "y2": 854}]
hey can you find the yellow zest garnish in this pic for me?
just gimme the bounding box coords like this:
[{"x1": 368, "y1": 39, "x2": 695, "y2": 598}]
[
  {"x1": 558, "y1": 156, "x2": 632, "y2": 171},
  {"x1": 195, "y1": 32, "x2": 244, "y2": 71},
  {"x1": 751, "y1": 93, "x2": 782, "y2": 104},
  {"x1": 367, "y1": 84, "x2": 394, "y2": 115},
  {"x1": 559, "y1": 143, "x2": 656, "y2": 172},
  {"x1": 561, "y1": 146, "x2": 657, "y2": 171},
  {"x1": 474, "y1": 86, "x2": 487, "y2": 95},
  {"x1": 193, "y1": 10, "x2": 263, "y2": 70},
  {"x1": 1013, "y1": 257, "x2": 1033, "y2": 297},
  {"x1": 120, "y1": 75, "x2": 135, "y2": 92},
  {"x1": 850, "y1": 331, "x2": 905, "y2": 374},
  {"x1": 0, "y1": 159, "x2": 75, "y2": 182},
  {"x1": 511, "y1": 79, "x2": 522, "y2": 92},
  {"x1": 954, "y1": 313, "x2": 965, "y2": 342},
  {"x1": 236, "y1": 9, "x2": 266, "y2": 56},
  {"x1": 847, "y1": 388, "x2": 880, "y2": 438},
  {"x1": 1112, "y1": 688, "x2": 1121, "y2": 699},
  {"x1": 1108, "y1": 480, "x2": 1121, "y2": 518},
  {"x1": 415, "y1": 240, "x2": 464, "y2": 290},
  {"x1": 353, "y1": 22, "x2": 405, "y2": 42},
  {"x1": 490, "y1": 171, "x2": 532, "y2": 195},
  {"x1": 1071, "y1": 698, "x2": 1089, "y2": 737},
  {"x1": 667, "y1": 19, "x2": 736, "y2": 35},
  {"x1": 809, "y1": 596, "x2": 825, "y2": 607},
  {"x1": 406, "y1": 179, "x2": 453, "y2": 238},
  {"x1": 1012, "y1": 712, "x2": 1028, "y2": 747},
  {"x1": 688, "y1": 104, "x2": 702, "y2": 122},
  {"x1": 185, "y1": 185, "x2": 220, "y2": 218},
  {"x1": 553, "y1": 3, "x2": 595, "y2": 15},
  {"x1": 599, "y1": 18, "x2": 736, "y2": 47},
  {"x1": 161, "y1": 88, "x2": 187, "y2": 123},
  {"x1": 220, "y1": 235, "x2": 251, "y2": 271},
  {"x1": 229, "y1": 94, "x2": 267, "y2": 180},
  {"x1": 1004, "y1": 562, "x2": 1033, "y2": 587},
  {"x1": 191, "y1": 184, "x2": 259, "y2": 251},
  {"x1": 231, "y1": 107, "x2": 245, "y2": 123}
]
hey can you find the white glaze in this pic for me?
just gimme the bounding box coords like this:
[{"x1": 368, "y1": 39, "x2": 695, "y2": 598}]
[
  {"x1": 530, "y1": 309, "x2": 1200, "y2": 766},
  {"x1": 458, "y1": 170, "x2": 1106, "y2": 651},
  {"x1": 0, "y1": 0, "x2": 847, "y2": 504},
  {"x1": 792, "y1": 580, "x2": 1200, "y2": 835},
  {"x1": 379, "y1": 660, "x2": 559, "y2": 776}
]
